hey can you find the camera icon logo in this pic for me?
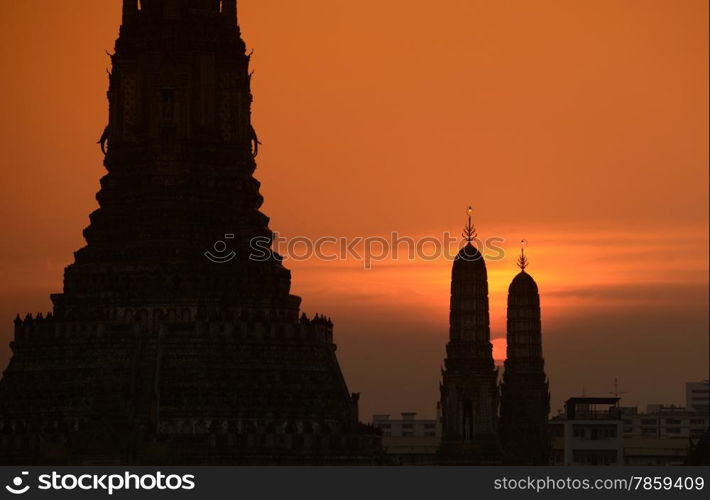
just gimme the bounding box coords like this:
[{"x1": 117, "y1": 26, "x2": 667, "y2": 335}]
[
  {"x1": 205, "y1": 234, "x2": 237, "y2": 264},
  {"x1": 5, "y1": 471, "x2": 30, "y2": 495}
]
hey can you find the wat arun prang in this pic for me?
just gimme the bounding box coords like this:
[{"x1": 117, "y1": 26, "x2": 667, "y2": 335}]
[
  {"x1": 438, "y1": 211, "x2": 550, "y2": 465},
  {"x1": 0, "y1": 0, "x2": 380, "y2": 465}
]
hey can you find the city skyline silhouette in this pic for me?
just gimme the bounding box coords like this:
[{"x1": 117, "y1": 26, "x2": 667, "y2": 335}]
[{"x1": 0, "y1": 0, "x2": 707, "y2": 425}]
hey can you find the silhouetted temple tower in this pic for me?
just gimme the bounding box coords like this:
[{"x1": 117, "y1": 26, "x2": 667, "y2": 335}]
[
  {"x1": 438, "y1": 208, "x2": 502, "y2": 464},
  {"x1": 0, "y1": 0, "x2": 379, "y2": 465},
  {"x1": 499, "y1": 242, "x2": 551, "y2": 464}
]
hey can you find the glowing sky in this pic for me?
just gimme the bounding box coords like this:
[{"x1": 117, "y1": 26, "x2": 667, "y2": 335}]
[{"x1": 0, "y1": 0, "x2": 707, "y2": 418}]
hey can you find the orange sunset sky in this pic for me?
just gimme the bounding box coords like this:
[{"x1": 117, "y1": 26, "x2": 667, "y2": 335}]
[{"x1": 0, "y1": 0, "x2": 707, "y2": 418}]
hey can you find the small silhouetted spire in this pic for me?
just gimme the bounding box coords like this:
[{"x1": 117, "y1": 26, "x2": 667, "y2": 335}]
[
  {"x1": 462, "y1": 206, "x2": 477, "y2": 243},
  {"x1": 517, "y1": 239, "x2": 528, "y2": 271}
]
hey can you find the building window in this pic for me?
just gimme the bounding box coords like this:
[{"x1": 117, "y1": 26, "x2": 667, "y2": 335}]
[
  {"x1": 665, "y1": 419, "x2": 682, "y2": 425},
  {"x1": 665, "y1": 427, "x2": 681, "y2": 434},
  {"x1": 572, "y1": 450, "x2": 618, "y2": 466},
  {"x1": 641, "y1": 419, "x2": 656, "y2": 425},
  {"x1": 587, "y1": 425, "x2": 617, "y2": 440}
]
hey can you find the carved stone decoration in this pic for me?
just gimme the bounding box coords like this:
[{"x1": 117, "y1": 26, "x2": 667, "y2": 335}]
[
  {"x1": 218, "y1": 71, "x2": 236, "y2": 141},
  {"x1": 121, "y1": 71, "x2": 139, "y2": 142}
]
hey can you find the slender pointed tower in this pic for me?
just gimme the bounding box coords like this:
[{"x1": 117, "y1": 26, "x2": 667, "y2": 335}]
[
  {"x1": 499, "y1": 242, "x2": 550, "y2": 464},
  {"x1": 0, "y1": 0, "x2": 379, "y2": 465},
  {"x1": 438, "y1": 208, "x2": 502, "y2": 464}
]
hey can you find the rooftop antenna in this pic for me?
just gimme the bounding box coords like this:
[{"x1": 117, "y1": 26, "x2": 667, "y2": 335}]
[{"x1": 609, "y1": 377, "x2": 626, "y2": 398}]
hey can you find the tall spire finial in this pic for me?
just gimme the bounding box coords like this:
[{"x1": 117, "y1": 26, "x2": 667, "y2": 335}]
[
  {"x1": 462, "y1": 206, "x2": 477, "y2": 244},
  {"x1": 517, "y1": 239, "x2": 528, "y2": 271}
]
